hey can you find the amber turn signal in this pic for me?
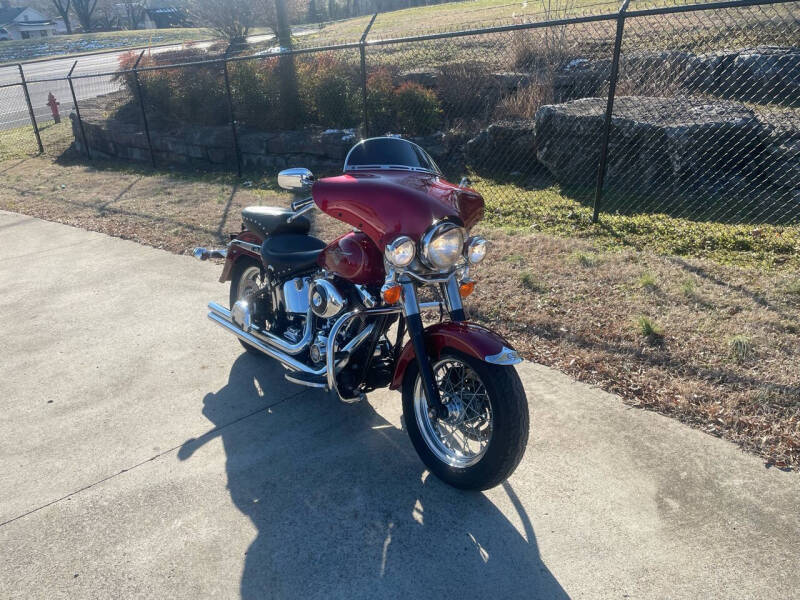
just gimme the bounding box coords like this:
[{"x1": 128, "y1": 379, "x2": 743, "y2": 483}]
[
  {"x1": 459, "y1": 280, "x2": 476, "y2": 298},
  {"x1": 382, "y1": 285, "x2": 402, "y2": 304}
]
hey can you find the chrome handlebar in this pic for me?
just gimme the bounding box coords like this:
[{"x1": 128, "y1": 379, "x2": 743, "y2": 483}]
[{"x1": 291, "y1": 196, "x2": 314, "y2": 211}]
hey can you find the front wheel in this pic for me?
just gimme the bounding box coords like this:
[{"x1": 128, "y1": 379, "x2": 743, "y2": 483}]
[{"x1": 402, "y1": 352, "x2": 529, "y2": 490}]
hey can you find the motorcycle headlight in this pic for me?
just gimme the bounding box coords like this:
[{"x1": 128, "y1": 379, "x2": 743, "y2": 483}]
[
  {"x1": 421, "y1": 222, "x2": 465, "y2": 270},
  {"x1": 385, "y1": 235, "x2": 416, "y2": 268},
  {"x1": 465, "y1": 236, "x2": 487, "y2": 264}
]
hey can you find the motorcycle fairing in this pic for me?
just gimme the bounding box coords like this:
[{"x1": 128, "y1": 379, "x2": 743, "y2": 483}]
[
  {"x1": 389, "y1": 321, "x2": 521, "y2": 390},
  {"x1": 312, "y1": 171, "x2": 484, "y2": 250}
]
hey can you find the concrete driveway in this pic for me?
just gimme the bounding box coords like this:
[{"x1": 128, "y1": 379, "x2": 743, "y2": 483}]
[{"x1": 0, "y1": 210, "x2": 798, "y2": 599}]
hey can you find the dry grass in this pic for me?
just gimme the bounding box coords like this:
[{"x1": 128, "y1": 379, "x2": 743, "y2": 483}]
[
  {"x1": 0, "y1": 154, "x2": 798, "y2": 468},
  {"x1": 468, "y1": 230, "x2": 800, "y2": 468}
]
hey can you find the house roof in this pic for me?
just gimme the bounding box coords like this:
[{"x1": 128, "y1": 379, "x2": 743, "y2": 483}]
[{"x1": 0, "y1": 7, "x2": 25, "y2": 27}]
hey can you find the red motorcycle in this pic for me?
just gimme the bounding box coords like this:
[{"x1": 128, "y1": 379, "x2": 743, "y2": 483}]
[{"x1": 195, "y1": 136, "x2": 528, "y2": 489}]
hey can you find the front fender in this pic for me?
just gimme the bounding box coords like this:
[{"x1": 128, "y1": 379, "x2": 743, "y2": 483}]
[{"x1": 389, "y1": 321, "x2": 522, "y2": 390}]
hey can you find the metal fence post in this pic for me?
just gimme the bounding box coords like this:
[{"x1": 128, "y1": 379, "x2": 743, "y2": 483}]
[
  {"x1": 223, "y1": 51, "x2": 242, "y2": 177},
  {"x1": 359, "y1": 13, "x2": 378, "y2": 137},
  {"x1": 592, "y1": 0, "x2": 630, "y2": 223},
  {"x1": 132, "y1": 50, "x2": 157, "y2": 169},
  {"x1": 67, "y1": 60, "x2": 91, "y2": 160},
  {"x1": 17, "y1": 64, "x2": 43, "y2": 154}
]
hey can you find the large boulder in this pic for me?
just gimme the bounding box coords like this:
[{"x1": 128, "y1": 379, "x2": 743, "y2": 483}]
[
  {"x1": 465, "y1": 119, "x2": 537, "y2": 174},
  {"x1": 553, "y1": 58, "x2": 611, "y2": 102},
  {"x1": 534, "y1": 96, "x2": 763, "y2": 192},
  {"x1": 685, "y1": 46, "x2": 800, "y2": 104}
]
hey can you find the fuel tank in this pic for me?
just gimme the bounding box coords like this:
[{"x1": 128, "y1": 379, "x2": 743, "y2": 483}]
[
  {"x1": 312, "y1": 171, "x2": 484, "y2": 250},
  {"x1": 317, "y1": 231, "x2": 385, "y2": 286}
]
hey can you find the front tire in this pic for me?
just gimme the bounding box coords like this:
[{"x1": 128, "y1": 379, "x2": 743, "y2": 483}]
[{"x1": 402, "y1": 352, "x2": 529, "y2": 490}]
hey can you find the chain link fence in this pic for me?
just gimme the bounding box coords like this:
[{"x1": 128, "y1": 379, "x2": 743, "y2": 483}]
[{"x1": 2, "y1": 0, "x2": 798, "y2": 224}]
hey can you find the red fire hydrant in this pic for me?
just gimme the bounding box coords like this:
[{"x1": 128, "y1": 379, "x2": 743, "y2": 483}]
[{"x1": 47, "y1": 92, "x2": 60, "y2": 124}]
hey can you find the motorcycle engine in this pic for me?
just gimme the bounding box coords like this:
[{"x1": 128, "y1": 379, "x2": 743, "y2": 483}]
[{"x1": 310, "y1": 278, "x2": 347, "y2": 319}]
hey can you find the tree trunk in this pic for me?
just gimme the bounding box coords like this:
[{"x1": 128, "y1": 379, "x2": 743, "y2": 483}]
[
  {"x1": 51, "y1": 0, "x2": 73, "y2": 34},
  {"x1": 275, "y1": 0, "x2": 299, "y2": 126}
]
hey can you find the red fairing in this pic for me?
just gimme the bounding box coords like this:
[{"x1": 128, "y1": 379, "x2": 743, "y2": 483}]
[
  {"x1": 317, "y1": 231, "x2": 385, "y2": 286},
  {"x1": 389, "y1": 321, "x2": 513, "y2": 390},
  {"x1": 312, "y1": 171, "x2": 484, "y2": 250}
]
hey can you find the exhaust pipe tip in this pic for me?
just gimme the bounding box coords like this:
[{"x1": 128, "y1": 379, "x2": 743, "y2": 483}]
[{"x1": 193, "y1": 247, "x2": 227, "y2": 261}]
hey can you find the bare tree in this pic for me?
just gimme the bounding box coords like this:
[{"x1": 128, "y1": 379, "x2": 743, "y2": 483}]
[
  {"x1": 50, "y1": 0, "x2": 72, "y2": 34},
  {"x1": 72, "y1": 0, "x2": 98, "y2": 31},
  {"x1": 190, "y1": 0, "x2": 256, "y2": 43},
  {"x1": 121, "y1": 2, "x2": 146, "y2": 29}
]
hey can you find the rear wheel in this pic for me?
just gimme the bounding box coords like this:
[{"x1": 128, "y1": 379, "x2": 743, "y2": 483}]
[
  {"x1": 402, "y1": 352, "x2": 529, "y2": 490},
  {"x1": 229, "y1": 258, "x2": 267, "y2": 355}
]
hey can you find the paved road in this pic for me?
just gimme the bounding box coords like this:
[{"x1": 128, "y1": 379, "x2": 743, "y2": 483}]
[
  {"x1": 0, "y1": 32, "x2": 283, "y2": 131},
  {"x1": 1, "y1": 210, "x2": 798, "y2": 599}
]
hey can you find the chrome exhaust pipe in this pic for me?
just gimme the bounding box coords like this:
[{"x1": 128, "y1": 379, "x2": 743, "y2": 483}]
[
  {"x1": 208, "y1": 310, "x2": 327, "y2": 376},
  {"x1": 208, "y1": 302, "x2": 311, "y2": 356}
]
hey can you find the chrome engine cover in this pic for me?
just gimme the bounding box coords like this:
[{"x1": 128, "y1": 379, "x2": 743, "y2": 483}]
[
  {"x1": 282, "y1": 277, "x2": 311, "y2": 315},
  {"x1": 310, "y1": 278, "x2": 347, "y2": 319}
]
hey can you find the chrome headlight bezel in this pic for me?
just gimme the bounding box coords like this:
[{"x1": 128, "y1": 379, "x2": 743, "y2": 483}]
[
  {"x1": 420, "y1": 222, "x2": 466, "y2": 271},
  {"x1": 384, "y1": 235, "x2": 416, "y2": 268},
  {"x1": 465, "y1": 236, "x2": 487, "y2": 264}
]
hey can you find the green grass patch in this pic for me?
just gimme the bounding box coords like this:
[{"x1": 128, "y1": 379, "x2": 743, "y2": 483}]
[
  {"x1": 728, "y1": 335, "x2": 753, "y2": 362},
  {"x1": 680, "y1": 278, "x2": 696, "y2": 297},
  {"x1": 0, "y1": 28, "x2": 218, "y2": 64},
  {"x1": 636, "y1": 315, "x2": 663, "y2": 339},
  {"x1": 475, "y1": 178, "x2": 800, "y2": 270},
  {"x1": 520, "y1": 271, "x2": 547, "y2": 292},
  {"x1": 571, "y1": 250, "x2": 598, "y2": 268},
  {"x1": 638, "y1": 272, "x2": 658, "y2": 291},
  {"x1": 785, "y1": 279, "x2": 800, "y2": 296},
  {"x1": 0, "y1": 120, "x2": 73, "y2": 161}
]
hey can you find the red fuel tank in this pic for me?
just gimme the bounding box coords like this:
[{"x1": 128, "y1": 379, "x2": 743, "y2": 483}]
[{"x1": 317, "y1": 230, "x2": 385, "y2": 286}]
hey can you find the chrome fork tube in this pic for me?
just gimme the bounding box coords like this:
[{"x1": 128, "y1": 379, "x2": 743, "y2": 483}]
[
  {"x1": 440, "y1": 274, "x2": 466, "y2": 322},
  {"x1": 400, "y1": 282, "x2": 446, "y2": 418}
]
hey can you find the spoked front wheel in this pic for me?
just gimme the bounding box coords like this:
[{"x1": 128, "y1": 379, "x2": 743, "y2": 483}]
[{"x1": 402, "y1": 352, "x2": 529, "y2": 490}]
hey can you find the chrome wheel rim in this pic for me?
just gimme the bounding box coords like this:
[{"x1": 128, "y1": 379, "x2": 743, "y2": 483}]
[
  {"x1": 237, "y1": 265, "x2": 263, "y2": 302},
  {"x1": 413, "y1": 358, "x2": 493, "y2": 468}
]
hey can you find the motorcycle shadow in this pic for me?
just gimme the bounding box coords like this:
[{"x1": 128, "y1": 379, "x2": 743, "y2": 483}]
[{"x1": 180, "y1": 354, "x2": 569, "y2": 600}]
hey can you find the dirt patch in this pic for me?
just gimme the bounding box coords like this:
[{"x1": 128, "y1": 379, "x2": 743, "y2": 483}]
[{"x1": 1, "y1": 155, "x2": 797, "y2": 468}]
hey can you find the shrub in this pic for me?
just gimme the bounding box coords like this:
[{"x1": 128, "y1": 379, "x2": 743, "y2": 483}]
[
  {"x1": 495, "y1": 79, "x2": 554, "y2": 120},
  {"x1": 296, "y1": 53, "x2": 360, "y2": 128},
  {"x1": 229, "y1": 60, "x2": 282, "y2": 131},
  {"x1": 366, "y1": 67, "x2": 397, "y2": 135},
  {"x1": 393, "y1": 82, "x2": 442, "y2": 135},
  {"x1": 313, "y1": 74, "x2": 359, "y2": 127},
  {"x1": 437, "y1": 62, "x2": 498, "y2": 122}
]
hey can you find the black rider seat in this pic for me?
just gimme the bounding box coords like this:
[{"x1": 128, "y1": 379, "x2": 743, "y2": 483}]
[
  {"x1": 241, "y1": 206, "x2": 311, "y2": 239},
  {"x1": 261, "y1": 234, "x2": 327, "y2": 277}
]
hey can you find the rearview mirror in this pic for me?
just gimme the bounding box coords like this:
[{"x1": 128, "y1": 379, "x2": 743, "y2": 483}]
[{"x1": 278, "y1": 168, "x2": 314, "y2": 192}]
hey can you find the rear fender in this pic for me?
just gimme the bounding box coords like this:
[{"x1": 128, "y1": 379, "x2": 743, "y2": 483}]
[
  {"x1": 219, "y1": 231, "x2": 263, "y2": 283},
  {"x1": 389, "y1": 321, "x2": 522, "y2": 390}
]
